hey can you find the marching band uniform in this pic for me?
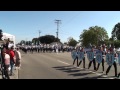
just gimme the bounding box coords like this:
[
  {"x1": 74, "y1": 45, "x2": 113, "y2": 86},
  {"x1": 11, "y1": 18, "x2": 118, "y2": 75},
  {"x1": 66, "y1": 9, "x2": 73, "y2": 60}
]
[
  {"x1": 88, "y1": 48, "x2": 96, "y2": 70},
  {"x1": 96, "y1": 47, "x2": 105, "y2": 72},
  {"x1": 117, "y1": 52, "x2": 120, "y2": 78},
  {"x1": 106, "y1": 49, "x2": 118, "y2": 77},
  {"x1": 78, "y1": 48, "x2": 85, "y2": 68},
  {"x1": 73, "y1": 48, "x2": 79, "y2": 66}
]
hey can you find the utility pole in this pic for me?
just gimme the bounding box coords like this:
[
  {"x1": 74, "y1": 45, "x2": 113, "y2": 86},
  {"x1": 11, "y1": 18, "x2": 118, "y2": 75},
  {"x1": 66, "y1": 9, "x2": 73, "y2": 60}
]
[
  {"x1": 55, "y1": 20, "x2": 61, "y2": 42},
  {"x1": 38, "y1": 30, "x2": 41, "y2": 45},
  {"x1": 39, "y1": 30, "x2": 41, "y2": 38}
]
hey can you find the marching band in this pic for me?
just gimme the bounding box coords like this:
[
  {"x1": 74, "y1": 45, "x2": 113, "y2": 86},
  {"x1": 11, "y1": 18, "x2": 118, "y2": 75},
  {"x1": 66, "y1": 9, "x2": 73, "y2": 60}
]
[{"x1": 71, "y1": 44, "x2": 120, "y2": 78}]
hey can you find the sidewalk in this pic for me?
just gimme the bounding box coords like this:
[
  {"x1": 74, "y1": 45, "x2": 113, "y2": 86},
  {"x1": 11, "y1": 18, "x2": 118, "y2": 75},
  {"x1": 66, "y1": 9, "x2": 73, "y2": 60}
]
[{"x1": 0, "y1": 66, "x2": 19, "y2": 79}]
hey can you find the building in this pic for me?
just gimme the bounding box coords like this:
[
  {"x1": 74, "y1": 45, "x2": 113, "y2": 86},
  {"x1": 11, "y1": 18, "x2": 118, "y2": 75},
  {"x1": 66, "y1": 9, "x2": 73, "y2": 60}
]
[{"x1": 2, "y1": 32, "x2": 16, "y2": 48}]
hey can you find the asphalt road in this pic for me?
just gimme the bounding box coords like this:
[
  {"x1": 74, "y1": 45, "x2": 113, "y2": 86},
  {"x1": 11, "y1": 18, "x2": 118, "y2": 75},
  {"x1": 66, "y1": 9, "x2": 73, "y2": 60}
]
[{"x1": 18, "y1": 51, "x2": 120, "y2": 79}]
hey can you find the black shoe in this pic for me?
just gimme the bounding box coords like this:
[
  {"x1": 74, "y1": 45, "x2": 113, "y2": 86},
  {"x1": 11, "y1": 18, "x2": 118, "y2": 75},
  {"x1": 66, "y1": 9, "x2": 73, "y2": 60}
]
[
  {"x1": 115, "y1": 75, "x2": 118, "y2": 77},
  {"x1": 113, "y1": 76, "x2": 118, "y2": 79}
]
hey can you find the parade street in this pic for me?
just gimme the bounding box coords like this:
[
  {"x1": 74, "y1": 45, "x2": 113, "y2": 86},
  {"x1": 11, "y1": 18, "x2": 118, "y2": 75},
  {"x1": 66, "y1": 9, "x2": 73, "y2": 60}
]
[{"x1": 18, "y1": 51, "x2": 120, "y2": 79}]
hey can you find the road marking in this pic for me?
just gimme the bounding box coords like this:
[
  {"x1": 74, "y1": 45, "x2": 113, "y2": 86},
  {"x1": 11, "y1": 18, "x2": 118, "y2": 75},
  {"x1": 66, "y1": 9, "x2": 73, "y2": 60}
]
[
  {"x1": 57, "y1": 60, "x2": 70, "y2": 65},
  {"x1": 109, "y1": 78, "x2": 114, "y2": 79},
  {"x1": 89, "y1": 71, "x2": 92, "y2": 72},
  {"x1": 98, "y1": 77, "x2": 115, "y2": 79},
  {"x1": 97, "y1": 78, "x2": 110, "y2": 79},
  {"x1": 96, "y1": 73, "x2": 102, "y2": 76},
  {"x1": 102, "y1": 75, "x2": 107, "y2": 77}
]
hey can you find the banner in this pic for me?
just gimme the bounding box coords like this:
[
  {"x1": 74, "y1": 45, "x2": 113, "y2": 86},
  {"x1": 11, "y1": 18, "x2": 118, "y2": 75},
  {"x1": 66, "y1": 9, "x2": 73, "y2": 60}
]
[
  {"x1": 78, "y1": 52, "x2": 84, "y2": 61},
  {"x1": 71, "y1": 50, "x2": 77, "y2": 60},
  {"x1": 96, "y1": 52, "x2": 102, "y2": 63},
  {"x1": 87, "y1": 52, "x2": 94, "y2": 61},
  {"x1": 106, "y1": 53, "x2": 114, "y2": 66}
]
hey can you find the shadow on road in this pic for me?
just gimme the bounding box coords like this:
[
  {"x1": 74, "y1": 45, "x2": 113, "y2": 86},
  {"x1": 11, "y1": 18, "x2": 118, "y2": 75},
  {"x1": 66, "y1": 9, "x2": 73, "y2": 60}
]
[
  {"x1": 53, "y1": 65, "x2": 81, "y2": 73},
  {"x1": 77, "y1": 75, "x2": 104, "y2": 79},
  {"x1": 52, "y1": 65, "x2": 92, "y2": 78},
  {"x1": 77, "y1": 75, "x2": 119, "y2": 79},
  {"x1": 69, "y1": 72, "x2": 92, "y2": 77},
  {"x1": 52, "y1": 65, "x2": 119, "y2": 79}
]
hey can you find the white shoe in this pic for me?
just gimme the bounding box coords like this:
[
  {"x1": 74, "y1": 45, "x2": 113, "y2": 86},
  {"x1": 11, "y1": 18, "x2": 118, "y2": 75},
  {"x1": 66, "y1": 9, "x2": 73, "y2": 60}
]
[{"x1": 8, "y1": 67, "x2": 11, "y2": 71}]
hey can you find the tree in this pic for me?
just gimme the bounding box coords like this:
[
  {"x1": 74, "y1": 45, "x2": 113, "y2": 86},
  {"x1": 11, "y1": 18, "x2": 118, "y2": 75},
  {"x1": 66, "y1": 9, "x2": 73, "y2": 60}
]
[
  {"x1": 25, "y1": 41, "x2": 29, "y2": 45},
  {"x1": 38, "y1": 35, "x2": 60, "y2": 44},
  {"x1": 68, "y1": 37, "x2": 77, "y2": 47},
  {"x1": 0, "y1": 29, "x2": 3, "y2": 40},
  {"x1": 79, "y1": 26, "x2": 109, "y2": 47},
  {"x1": 64, "y1": 42, "x2": 68, "y2": 45},
  {"x1": 28, "y1": 41, "x2": 32, "y2": 45},
  {"x1": 112, "y1": 22, "x2": 120, "y2": 40},
  {"x1": 20, "y1": 40, "x2": 26, "y2": 45},
  {"x1": 32, "y1": 38, "x2": 38, "y2": 45}
]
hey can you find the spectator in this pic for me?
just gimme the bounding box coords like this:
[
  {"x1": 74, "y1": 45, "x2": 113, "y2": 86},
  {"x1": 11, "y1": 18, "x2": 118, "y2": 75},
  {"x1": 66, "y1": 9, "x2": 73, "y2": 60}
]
[
  {"x1": 15, "y1": 47, "x2": 21, "y2": 69},
  {"x1": 9, "y1": 46, "x2": 15, "y2": 76}
]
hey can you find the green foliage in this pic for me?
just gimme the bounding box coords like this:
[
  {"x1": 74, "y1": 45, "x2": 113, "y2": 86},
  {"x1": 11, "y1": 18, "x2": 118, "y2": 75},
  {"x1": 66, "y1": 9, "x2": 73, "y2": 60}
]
[
  {"x1": 64, "y1": 42, "x2": 68, "y2": 45},
  {"x1": 113, "y1": 40, "x2": 120, "y2": 48},
  {"x1": 79, "y1": 26, "x2": 109, "y2": 47},
  {"x1": 38, "y1": 35, "x2": 60, "y2": 44},
  {"x1": 68, "y1": 38, "x2": 77, "y2": 47},
  {"x1": 32, "y1": 38, "x2": 38, "y2": 45},
  {"x1": 0, "y1": 29, "x2": 3, "y2": 40},
  {"x1": 20, "y1": 40, "x2": 26, "y2": 45},
  {"x1": 112, "y1": 23, "x2": 120, "y2": 40}
]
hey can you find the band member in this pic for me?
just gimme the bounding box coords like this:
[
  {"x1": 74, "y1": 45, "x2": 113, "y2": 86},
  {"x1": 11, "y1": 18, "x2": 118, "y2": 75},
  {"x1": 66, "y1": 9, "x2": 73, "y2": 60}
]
[
  {"x1": 117, "y1": 53, "x2": 120, "y2": 78},
  {"x1": 73, "y1": 47, "x2": 79, "y2": 66},
  {"x1": 88, "y1": 47, "x2": 96, "y2": 71},
  {"x1": 78, "y1": 47, "x2": 85, "y2": 68},
  {"x1": 106, "y1": 47, "x2": 118, "y2": 77},
  {"x1": 96, "y1": 47, "x2": 105, "y2": 73}
]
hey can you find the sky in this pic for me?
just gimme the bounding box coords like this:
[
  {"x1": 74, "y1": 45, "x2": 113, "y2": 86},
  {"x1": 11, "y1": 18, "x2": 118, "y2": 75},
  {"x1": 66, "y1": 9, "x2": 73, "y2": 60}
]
[{"x1": 0, "y1": 11, "x2": 120, "y2": 44}]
